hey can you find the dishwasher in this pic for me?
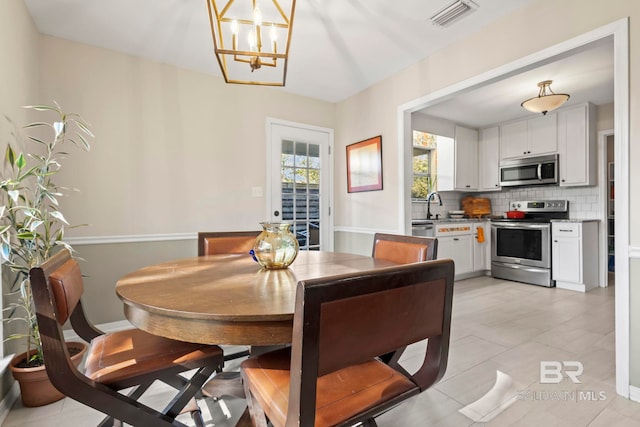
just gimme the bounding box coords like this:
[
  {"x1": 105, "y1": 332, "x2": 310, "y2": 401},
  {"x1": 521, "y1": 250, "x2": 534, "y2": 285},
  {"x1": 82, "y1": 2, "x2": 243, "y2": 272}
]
[{"x1": 411, "y1": 220, "x2": 435, "y2": 237}]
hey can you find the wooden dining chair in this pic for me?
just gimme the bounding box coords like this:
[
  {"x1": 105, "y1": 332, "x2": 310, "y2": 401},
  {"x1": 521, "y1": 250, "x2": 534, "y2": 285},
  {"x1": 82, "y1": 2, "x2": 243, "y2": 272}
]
[
  {"x1": 197, "y1": 231, "x2": 260, "y2": 364},
  {"x1": 30, "y1": 249, "x2": 225, "y2": 427},
  {"x1": 197, "y1": 231, "x2": 261, "y2": 256},
  {"x1": 371, "y1": 232, "x2": 439, "y2": 370},
  {"x1": 371, "y1": 232, "x2": 438, "y2": 264},
  {"x1": 240, "y1": 259, "x2": 455, "y2": 427}
]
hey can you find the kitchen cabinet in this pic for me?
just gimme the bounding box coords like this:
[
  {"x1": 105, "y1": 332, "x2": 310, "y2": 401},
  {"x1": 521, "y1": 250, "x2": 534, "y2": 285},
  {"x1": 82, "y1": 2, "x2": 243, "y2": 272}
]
[
  {"x1": 551, "y1": 221, "x2": 599, "y2": 292},
  {"x1": 435, "y1": 221, "x2": 490, "y2": 278},
  {"x1": 473, "y1": 222, "x2": 490, "y2": 271},
  {"x1": 557, "y1": 102, "x2": 596, "y2": 186},
  {"x1": 454, "y1": 126, "x2": 478, "y2": 190},
  {"x1": 478, "y1": 126, "x2": 500, "y2": 191},
  {"x1": 438, "y1": 234, "x2": 474, "y2": 276},
  {"x1": 437, "y1": 126, "x2": 478, "y2": 191},
  {"x1": 500, "y1": 114, "x2": 557, "y2": 161}
]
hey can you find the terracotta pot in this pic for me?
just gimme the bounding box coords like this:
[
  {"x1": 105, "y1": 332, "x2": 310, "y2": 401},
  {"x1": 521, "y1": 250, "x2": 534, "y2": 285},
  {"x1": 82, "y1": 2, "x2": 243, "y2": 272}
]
[
  {"x1": 9, "y1": 341, "x2": 87, "y2": 407},
  {"x1": 505, "y1": 210, "x2": 526, "y2": 219}
]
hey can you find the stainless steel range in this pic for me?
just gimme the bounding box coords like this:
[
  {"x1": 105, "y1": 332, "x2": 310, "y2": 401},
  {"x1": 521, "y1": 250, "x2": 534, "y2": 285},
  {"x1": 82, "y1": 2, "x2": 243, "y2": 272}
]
[{"x1": 491, "y1": 200, "x2": 569, "y2": 287}]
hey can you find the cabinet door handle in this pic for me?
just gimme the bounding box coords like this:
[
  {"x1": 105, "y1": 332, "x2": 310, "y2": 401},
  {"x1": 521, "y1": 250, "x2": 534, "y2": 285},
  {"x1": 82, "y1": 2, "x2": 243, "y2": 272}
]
[{"x1": 453, "y1": 238, "x2": 459, "y2": 241}]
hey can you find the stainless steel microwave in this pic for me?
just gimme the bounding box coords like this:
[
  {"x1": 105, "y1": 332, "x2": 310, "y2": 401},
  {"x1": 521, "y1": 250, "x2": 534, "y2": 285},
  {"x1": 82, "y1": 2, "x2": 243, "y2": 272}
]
[{"x1": 499, "y1": 154, "x2": 558, "y2": 187}]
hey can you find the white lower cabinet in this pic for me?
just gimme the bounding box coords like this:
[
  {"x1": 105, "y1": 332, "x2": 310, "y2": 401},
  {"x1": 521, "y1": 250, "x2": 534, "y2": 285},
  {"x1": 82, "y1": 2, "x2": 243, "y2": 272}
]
[
  {"x1": 551, "y1": 221, "x2": 599, "y2": 292},
  {"x1": 436, "y1": 221, "x2": 490, "y2": 279},
  {"x1": 438, "y1": 234, "x2": 474, "y2": 276},
  {"x1": 473, "y1": 222, "x2": 490, "y2": 271}
]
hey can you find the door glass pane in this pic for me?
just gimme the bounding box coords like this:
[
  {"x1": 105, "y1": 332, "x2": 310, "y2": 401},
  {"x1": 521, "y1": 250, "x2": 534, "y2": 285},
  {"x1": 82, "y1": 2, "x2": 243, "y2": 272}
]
[
  {"x1": 281, "y1": 140, "x2": 321, "y2": 250},
  {"x1": 282, "y1": 140, "x2": 294, "y2": 167}
]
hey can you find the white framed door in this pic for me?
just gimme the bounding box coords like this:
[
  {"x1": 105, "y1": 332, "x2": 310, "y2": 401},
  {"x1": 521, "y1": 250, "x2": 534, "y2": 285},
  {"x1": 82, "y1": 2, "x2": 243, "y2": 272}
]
[{"x1": 267, "y1": 119, "x2": 334, "y2": 251}]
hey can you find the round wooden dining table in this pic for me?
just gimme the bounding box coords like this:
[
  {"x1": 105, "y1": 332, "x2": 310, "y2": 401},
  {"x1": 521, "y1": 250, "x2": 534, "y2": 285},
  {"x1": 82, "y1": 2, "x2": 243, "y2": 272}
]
[{"x1": 116, "y1": 251, "x2": 395, "y2": 346}]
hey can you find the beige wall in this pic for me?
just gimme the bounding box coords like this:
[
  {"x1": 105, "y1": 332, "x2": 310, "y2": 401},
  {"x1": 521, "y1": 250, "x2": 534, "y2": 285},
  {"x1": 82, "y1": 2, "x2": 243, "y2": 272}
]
[
  {"x1": 333, "y1": 0, "x2": 638, "y2": 387},
  {"x1": 38, "y1": 36, "x2": 336, "y2": 237},
  {"x1": 0, "y1": 0, "x2": 41, "y2": 406},
  {"x1": 2, "y1": 0, "x2": 640, "y2": 403},
  {"x1": 0, "y1": 0, "x2": 40, "y2": 124}
]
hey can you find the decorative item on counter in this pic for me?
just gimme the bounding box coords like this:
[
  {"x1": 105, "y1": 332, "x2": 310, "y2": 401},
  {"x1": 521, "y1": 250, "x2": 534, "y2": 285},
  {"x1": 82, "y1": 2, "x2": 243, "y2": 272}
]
[
  {"x1": 506, "y1": 210, "x2": 526, "y2": 219},
  {"x1": 252, "y1": 222, "x2": 299, "y2": 269},
  {"x1": 461, "y1": 196, "x2": 491, "y2": 218},
  {"x1": 448, "y1": 210, "x2": 465, "y2": 219}
]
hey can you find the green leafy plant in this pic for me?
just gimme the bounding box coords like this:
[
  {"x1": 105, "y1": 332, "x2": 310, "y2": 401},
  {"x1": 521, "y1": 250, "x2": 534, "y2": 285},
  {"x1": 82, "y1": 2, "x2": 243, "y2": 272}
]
[{"x1": 0, "y1": 102, "x2": 93, "y2": 367}]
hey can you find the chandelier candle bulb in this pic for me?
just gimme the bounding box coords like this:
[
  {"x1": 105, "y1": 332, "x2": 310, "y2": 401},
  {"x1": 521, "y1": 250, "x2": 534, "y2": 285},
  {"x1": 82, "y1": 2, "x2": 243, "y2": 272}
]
[
  {"x1": 271, "y1": 24, "x2": 277, "y2": 53},
  {"x1": 231, "y1": 19, "x2": 238, "y2": 49}
]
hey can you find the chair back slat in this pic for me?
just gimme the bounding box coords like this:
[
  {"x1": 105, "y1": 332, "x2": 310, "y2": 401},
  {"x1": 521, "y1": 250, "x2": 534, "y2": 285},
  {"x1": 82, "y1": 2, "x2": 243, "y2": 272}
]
[
  {"x1": 317, "y1": 277, "x2": 446, "y2": 376},
  {"x1": 372, "y1": 233, "x2": 438, "y2": 263},
  {"x1": 49, "y1": 259, "x2": 84, "y2": 325},
  {"x1": 197, "y1": 231, "x2": 260, "y2": 256}
]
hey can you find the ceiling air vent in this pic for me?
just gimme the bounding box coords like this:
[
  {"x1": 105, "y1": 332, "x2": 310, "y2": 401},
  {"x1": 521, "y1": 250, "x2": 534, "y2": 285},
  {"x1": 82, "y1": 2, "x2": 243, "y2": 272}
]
[{"x1": 430, "y1": 0, "x2": 478, "y2": 27}]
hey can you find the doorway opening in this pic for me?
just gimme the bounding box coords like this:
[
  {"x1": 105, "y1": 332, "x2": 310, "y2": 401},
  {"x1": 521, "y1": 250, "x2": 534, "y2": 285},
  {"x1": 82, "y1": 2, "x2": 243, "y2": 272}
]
[{"x1": 397, "y1": 19, "x2": 629, "y2": 396}]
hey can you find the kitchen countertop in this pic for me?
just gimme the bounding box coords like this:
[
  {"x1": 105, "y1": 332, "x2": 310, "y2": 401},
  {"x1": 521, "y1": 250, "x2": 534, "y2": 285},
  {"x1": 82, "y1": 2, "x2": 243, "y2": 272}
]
[
  {"x1": 550, "y1": 219, "x2": 600, "y2": 223},
  {"x1": 412, "y1": 218, "x2": 492, "y2": 224}
]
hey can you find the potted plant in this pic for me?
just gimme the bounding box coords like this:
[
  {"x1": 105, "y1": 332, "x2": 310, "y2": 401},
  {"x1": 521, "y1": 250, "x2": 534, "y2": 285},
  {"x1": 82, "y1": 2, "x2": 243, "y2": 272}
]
[{"x1": 0, "y1": 102, "x2": 93, "y2": 406}]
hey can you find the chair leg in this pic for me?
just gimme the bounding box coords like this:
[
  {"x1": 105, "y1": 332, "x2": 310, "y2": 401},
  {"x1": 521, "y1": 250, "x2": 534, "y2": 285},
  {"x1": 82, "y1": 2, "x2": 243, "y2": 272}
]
[
  {"x1": 191, "y1": 408, "x2": 205, "y2": 427},
  {"x1": 241, "y1": 372, "x2": 270, "y2": 427},
  {"x1": 164, "y1": 365, "x2": 218, "y2": 419},
  {"x1": 379, "y1": 346, "x2": 411, "y2": 377},
  {"x1": 97, "y1": 383, "x2": 152, "y2": 427}
]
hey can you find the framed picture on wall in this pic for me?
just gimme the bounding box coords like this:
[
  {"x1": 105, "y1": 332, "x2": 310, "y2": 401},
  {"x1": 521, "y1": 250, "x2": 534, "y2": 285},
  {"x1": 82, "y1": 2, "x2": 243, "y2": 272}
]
[{"x1": 346, "y1": 135, "x2": 383, "y2": 193}]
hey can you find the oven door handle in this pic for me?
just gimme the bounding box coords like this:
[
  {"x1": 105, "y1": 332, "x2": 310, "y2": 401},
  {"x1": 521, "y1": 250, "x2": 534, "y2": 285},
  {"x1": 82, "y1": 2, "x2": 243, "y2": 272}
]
[{"x1": 491, "y1": 223, "x2": 550, "y2": 230}]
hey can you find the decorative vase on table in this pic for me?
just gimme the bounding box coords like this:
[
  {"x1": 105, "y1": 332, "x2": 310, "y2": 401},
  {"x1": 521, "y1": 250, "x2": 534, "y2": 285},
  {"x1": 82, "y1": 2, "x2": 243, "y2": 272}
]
[{"x1": 252, "y1": 222, "x2": 299, "y2": 269}]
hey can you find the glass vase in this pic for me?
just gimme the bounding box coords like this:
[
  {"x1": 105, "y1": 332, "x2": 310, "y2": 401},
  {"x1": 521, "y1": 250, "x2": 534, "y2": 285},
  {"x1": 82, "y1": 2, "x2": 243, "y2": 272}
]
[{"x1": 252, "y1": 222, "x2": 299, "y2": 269}]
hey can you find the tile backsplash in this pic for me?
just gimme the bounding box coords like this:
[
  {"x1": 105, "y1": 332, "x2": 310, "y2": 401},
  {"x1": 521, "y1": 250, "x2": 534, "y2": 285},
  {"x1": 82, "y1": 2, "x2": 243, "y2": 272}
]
[{"x1": 412, "y1": 185, "x2": 601, "y2": 220}]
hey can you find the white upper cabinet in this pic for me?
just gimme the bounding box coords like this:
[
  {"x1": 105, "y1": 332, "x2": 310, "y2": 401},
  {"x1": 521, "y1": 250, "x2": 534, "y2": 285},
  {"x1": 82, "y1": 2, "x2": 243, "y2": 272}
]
[
  {"x1": 557, "y1": 102, "x2": 596, "y2": 186},
  {"x1": 500, "y1": 113, "x2": 557, "y2": 161},
  {"x1": 478, "y1": 126, "x2": 500, "y2": 191},
  {"x1": 454, "y1": 125, "x2": 478, "y2": 190},
  {"x1": 437, "y1": 126, "x2": 478, "y2": 191},
  {"x1": 499, "y1": 120, "x2": 527, "y2": 159}
]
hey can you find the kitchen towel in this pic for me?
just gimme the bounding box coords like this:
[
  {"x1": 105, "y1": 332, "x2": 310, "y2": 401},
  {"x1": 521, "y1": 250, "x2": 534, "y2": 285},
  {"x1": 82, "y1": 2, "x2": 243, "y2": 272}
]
[{"x1": 477, "y1": 226, "x2": 485, "y2": 243}]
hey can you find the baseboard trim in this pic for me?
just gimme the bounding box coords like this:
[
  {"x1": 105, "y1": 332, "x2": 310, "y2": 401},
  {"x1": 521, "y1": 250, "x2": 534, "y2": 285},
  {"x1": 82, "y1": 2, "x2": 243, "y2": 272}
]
[
  {"x1": 0, "y1": 354, "x2": 15, "y2": 377},
  {"x1": 629, "y1": 385, "x2": 640, "y2": 403},
  {"x1": 65, "y1": 232, "x2": 197, "y2": 246},
  {"x1": 0, "y1": 382, "x2": 20, "y2": 425}
]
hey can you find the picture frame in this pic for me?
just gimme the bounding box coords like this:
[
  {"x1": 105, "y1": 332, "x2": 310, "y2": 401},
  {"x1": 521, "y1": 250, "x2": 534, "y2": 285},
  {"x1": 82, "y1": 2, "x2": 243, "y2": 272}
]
[{"x1": 346, "y1": 135, "x2": 383, "y2": 193}]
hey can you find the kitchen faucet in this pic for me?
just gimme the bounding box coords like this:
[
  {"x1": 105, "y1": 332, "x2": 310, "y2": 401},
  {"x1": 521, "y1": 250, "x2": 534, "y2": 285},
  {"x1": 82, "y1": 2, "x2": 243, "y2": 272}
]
[{"x1": 426, "y1": 191, "x2": 442, "y2": 220}]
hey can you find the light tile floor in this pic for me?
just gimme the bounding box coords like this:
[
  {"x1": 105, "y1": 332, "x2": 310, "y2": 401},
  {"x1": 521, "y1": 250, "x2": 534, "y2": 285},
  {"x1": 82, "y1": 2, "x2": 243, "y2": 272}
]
[{"x1": 5, "y1": 273, "x2": 639, "y2": 426}]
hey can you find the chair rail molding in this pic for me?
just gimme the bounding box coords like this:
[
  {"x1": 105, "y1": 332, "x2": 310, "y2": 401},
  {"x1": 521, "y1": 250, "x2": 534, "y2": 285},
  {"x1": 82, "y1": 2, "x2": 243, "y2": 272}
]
[{"x1": 65, "y1": 232, "x2": 197, "y2": 245}]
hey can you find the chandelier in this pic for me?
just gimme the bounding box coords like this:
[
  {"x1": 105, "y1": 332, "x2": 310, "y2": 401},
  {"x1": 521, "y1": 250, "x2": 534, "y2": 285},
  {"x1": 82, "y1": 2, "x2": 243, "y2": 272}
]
[
  {"x1": 521, "y1": 80, "x2": 570, "y2": 115},
  {"x1": 206, "y1": 0, "x2": 296, "y2": 86}
]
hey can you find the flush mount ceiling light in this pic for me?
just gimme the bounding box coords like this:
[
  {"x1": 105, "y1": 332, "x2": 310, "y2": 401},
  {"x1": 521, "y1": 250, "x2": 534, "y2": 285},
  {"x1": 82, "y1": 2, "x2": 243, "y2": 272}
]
[
  {"x1": 521, "y1": 80, "x2": 570, "y2": 115},
  {"x1": 206, "y1": 0, "x2": 296, "y2": 86},
  {"x1": 430, "y1": 0, "x2": 478, "y2": 27}
]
